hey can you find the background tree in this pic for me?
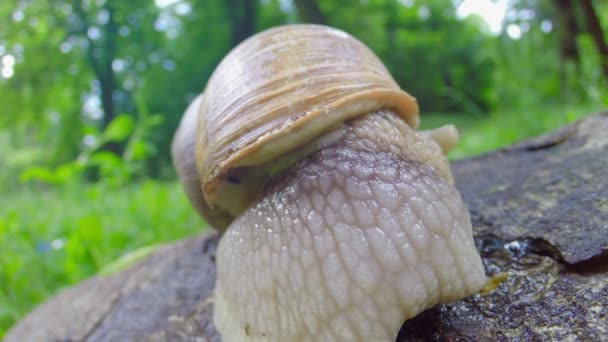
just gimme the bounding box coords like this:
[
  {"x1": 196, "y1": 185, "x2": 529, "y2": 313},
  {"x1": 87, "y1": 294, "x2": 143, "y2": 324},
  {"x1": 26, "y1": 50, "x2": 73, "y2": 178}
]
[
  {"x1": 551, "y1": 0, "x2": 608, "y2": 86},
  {"x1": 580, "y1": 0, "x2": 608, "y2": 80},
  {"x1": 294, "y1": 0, "x2": 327, "y2": 24},
  {"x1": 0, "y1": 0, "x2": 606, "y2": 185}
]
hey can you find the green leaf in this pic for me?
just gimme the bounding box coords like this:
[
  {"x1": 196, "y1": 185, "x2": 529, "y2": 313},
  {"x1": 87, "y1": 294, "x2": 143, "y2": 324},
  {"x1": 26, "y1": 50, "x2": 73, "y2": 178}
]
[
  {"x1": 103, "y1": 114, "x2": 134, "y2": 142},
  {"x1": 126, "y1": 140, "x2": 148, "y2": 161},
  {"x1": 19, "y1": 166, "x2": 56, "y2": 184},
  {"x1": 144, "y1": 114, "x2": 164, "y2": 128},
  {"x1": 54, "y1": 163, "x2": 83, "y2": 183},
  {"x1": 90, "y1": 151, "x2": 125, "y2": 173}
]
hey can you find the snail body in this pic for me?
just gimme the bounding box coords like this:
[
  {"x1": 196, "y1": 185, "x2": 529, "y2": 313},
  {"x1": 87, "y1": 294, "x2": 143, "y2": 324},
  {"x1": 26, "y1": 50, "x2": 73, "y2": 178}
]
[{"x1": 173, "y1": 24, "x2": 485, "y2": 341}]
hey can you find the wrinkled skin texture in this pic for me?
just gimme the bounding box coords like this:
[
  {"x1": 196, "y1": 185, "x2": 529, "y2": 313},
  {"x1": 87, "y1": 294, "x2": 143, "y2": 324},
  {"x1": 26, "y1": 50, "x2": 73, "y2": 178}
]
[{"x1": 214, "y1": 111, "x2": 486, "y2": 342}]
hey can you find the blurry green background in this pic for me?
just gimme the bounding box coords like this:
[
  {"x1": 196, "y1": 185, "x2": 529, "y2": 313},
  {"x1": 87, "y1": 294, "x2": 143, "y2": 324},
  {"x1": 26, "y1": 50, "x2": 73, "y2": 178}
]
[{"x1": 0, "y1": 0, "x2": 606, "y2": 336}]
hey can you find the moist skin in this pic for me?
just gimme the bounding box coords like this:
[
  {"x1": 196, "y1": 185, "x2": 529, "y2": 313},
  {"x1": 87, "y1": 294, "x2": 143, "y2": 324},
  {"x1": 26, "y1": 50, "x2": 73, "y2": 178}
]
[{"x1": 214, "y1": 110, "x2": 486, "y2": 342}]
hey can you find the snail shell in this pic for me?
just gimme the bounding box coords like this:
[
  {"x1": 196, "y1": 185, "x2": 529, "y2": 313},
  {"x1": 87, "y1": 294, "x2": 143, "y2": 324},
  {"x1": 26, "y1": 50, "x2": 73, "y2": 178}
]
[{"x1": 193, "y1": 24, "x2": 419, "y2": 228}]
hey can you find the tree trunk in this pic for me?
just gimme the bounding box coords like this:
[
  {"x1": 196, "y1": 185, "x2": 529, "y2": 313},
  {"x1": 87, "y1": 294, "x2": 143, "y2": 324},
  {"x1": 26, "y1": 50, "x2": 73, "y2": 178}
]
[
  {"x1": 227, "y1": 0, "x2": 256, "y2": 47},
  {"x1": 385, "y1": 0, "x2": 399, "y2": 48},
  {"x1": 98, "y1": 3, "x2": 120, "y2": 154},
  {"x1": 294, "y1": 0, "x2": 327, "y2": 25},
  {"x1": 6, "y1": 112, "x2": 608, "y2": 341},
  {"x1": 99, "y1": 4, "x2": 117, "y2": 130},
  {"x1": 552, "y1": 0, "x2": 580, "y2": 90},
  {"x1": 580, "y1": 0, "x2": 608, "y2": 81},
  {"x1": 72, "y1": 0, "x2": 120, "y2": 154}
]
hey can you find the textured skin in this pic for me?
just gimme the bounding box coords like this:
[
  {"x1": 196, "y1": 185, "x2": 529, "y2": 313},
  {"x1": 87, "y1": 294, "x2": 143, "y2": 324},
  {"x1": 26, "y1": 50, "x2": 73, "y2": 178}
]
[{"x1": 214, "y1": 111, "x2": 486, "y2": 341}]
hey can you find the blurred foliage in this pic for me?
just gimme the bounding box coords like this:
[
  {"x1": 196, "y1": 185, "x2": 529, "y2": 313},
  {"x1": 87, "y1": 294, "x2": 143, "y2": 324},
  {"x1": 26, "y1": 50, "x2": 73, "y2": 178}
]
[
  {"x1": 0, "y1": 0, "x2": 607, "y2": 337},
  {"x1": 0, "y1": 181, "x2": 201, "y2": 335},
  {"x1": 4, "y1": 0, "x2": 605, "y2": 189}
]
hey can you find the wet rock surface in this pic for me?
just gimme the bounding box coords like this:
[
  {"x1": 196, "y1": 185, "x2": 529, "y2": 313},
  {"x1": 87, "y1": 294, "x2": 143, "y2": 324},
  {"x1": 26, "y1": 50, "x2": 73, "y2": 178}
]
[
  {"x1": 5, "y1": 113, "x2": 608, "y2": 342},
  {"x1": 453, "y1": 114, "x2": 608, "y2": 264},
  {"x1": 397, "y1": 238, "x2": 608, "y2": 341}
]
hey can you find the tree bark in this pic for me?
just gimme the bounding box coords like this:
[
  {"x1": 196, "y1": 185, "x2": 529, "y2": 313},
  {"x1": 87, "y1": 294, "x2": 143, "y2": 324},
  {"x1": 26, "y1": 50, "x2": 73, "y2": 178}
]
[
  {"x1": 580, "y1": 0, "x2": 608, "y2": 81},
  {"x1": 99, "y1": 3, "x2": 117, "y2": 130},
  {"x1": 385, "y1": 0, "x2": 399, "y2": 48},
  {"x1": 72, "y1": 0, "x2": 120, "y2": 154},
  {"x1": 5, "y1": 113, "x2": 608, "y2": 341},
  {"x1": 227, "y1": 0, "x2": 256, "y2": 47},
  {"x1": 552, "y1": 0, "x2": 580, "y2": 89},
  {"x1": 294, "y1": 0, "x2": 327, "y2": 25}
]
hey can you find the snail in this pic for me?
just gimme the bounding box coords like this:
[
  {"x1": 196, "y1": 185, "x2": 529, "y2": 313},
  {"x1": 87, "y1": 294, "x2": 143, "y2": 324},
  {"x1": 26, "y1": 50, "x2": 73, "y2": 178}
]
[{"x1": 172, "y1": 24, "x2": 486, "y2": 342}]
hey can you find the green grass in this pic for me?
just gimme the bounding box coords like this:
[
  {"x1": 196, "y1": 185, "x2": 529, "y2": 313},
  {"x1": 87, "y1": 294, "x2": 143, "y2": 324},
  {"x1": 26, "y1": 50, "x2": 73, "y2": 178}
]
[
  {"x1": 0, "y1": 181, "x2": 204, "y2": 337},
  {"x1": 0, "y1": 102, "x2": 605, "y2": 338}
]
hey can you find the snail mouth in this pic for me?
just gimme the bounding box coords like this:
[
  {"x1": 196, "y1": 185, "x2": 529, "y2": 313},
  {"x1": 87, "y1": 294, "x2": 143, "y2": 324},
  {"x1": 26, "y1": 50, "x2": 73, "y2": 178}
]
[{"x1": 213, "y1": 111, "x2": 486, "y2": 341}]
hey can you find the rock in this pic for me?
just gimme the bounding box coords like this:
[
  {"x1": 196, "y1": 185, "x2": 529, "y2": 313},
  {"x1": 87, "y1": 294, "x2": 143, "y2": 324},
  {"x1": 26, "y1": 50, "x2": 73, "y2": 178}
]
[
  {"x1": 5, "y1": 113, "x2": 608, "y2": 342},
  {"x1": 454, "y1": 114, "x2": 608, "y2": 264}
]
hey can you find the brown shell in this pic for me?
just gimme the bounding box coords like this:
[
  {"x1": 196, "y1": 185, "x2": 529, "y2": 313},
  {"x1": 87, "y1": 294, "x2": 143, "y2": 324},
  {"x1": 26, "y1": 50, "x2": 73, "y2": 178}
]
[{"x1": 194, "y1": 24, "x2": 419, "y2": 228}]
